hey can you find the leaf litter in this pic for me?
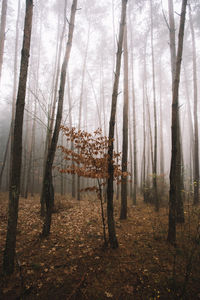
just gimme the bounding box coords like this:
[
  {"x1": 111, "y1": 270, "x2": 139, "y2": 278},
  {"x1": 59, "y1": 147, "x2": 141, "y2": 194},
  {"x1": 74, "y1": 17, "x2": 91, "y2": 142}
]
[{"x1": 0, "y1": 192, "x2": 200, "y2": 299}]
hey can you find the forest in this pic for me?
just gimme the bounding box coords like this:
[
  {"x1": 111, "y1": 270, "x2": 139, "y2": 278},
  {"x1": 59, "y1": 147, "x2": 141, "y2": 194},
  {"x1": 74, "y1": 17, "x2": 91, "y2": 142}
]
[{"x1": 0, "y1": 0, "x2": 200, "y2": 299}]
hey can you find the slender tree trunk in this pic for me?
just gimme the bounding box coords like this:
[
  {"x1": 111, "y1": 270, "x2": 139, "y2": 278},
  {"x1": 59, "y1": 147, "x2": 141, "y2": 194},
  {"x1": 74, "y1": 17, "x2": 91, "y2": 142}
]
[
  {"x1": 77, "y1": 23, "x2": 90, "y2": 201},
  {"x1": 168, "y1": 0, "x2": 184, "y2": 224},
  {"x1": 120, "y1": 24, "x2": 128, "y2": 219},
  {"x1": 168, "y1": 0, "x2": 187, "y2": 244},
  {"x1": 159, "y1": 60, "x2": 164, "y2": 177},
  {"x1": 128, "y1": 107, "x2": 133, "y2": 199},
  {"x1": 189, "y1": 4, "x2": 199, "y2": 205},
  {"x1": 40, "y1": 0, "x2": 67, "y2": 214},
  {"x1": 67, "y1": 74, "x2": 75, "y2": 197},
  {"x1": 107, "y1": 0, "x2": 128, "y2": 248},
  {"x1": 3, "y1": 0, "x2": 33, "y2": 275},
  {"x1": 0, "y1": 0, "x2": 20, "y2": 190},
  {"x1": 42, "y1": 0, "x2": 77, "y2": 237},
  {"x1": 150, "y1": 0, "x2": 159, "y2": 211},
  {"x1": 25, "y1": 101, "x2": 36, "y2": 198},
  {"x1": 129, "y1": 5, "x2": 137, "y2": 205},
  {"x1": 0, "y1": 0, "x2": 7, "y2": 81},
  {"x1": 183, "y1": 63, "x2": 194, "y2": 192}
]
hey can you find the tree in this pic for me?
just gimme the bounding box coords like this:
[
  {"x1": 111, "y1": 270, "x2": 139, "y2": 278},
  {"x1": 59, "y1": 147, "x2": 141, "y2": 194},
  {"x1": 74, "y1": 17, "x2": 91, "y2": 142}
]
[
  {"x1": 41, "y1": 0, "x2": 78, "y2": 237},
  {"x1": 167, "y1": 0, "x2": 184, "y2": 223},
  {"x1": 120, "y1": 23, "x2": 129, "y2": 220},
  {"x1": 59, "y1": 127, "x2": 126, "y2": 246},
  {"x1": 189, "y1": 4, "x2": 199, "y2": 205},
  {"x1": 150, "y1": 0, "x2": 159, "y2": 211},
  {"x1": 40, "y1": 0, "x2": 68, "y2": 215},
  {"x1": 0, "y1": 0, "x2": 7, "y2": 81},
  {"x1": 167, "y1": 0, "x2": 187, "y2": 244},
  {"x1": 3, "y1": 0, "x2": 33, "y2": 275},
  {"x1": 107, "y1": 0, "x2": 128, "y2": 248},
  {"x1": 0, "y1": 0, "x2": 21, "y2": 190}
]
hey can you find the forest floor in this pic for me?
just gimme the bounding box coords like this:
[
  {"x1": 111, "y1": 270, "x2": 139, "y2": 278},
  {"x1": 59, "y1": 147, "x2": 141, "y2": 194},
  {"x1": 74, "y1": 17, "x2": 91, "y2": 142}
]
[{"x1": 0, "y1": 192, "x2": 200, "y2": 300}]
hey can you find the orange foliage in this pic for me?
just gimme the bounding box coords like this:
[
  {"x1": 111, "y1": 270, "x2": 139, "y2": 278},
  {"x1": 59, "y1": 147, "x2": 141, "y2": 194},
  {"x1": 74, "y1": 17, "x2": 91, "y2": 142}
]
[{"x1": 58, "y1": 126, "x2": 125, "y2": 184}]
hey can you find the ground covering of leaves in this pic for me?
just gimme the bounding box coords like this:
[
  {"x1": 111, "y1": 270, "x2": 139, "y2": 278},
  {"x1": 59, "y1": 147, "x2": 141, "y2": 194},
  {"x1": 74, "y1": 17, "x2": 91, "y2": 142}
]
[{"x1": 0, "y1": 192, "x2": 200, "y2": 299}]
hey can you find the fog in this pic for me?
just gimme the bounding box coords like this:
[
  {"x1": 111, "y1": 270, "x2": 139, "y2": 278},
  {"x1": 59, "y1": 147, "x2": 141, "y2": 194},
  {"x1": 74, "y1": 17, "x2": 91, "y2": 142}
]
[{"x1": 0, "y1": 0, "x2": 199, "y2": 200}]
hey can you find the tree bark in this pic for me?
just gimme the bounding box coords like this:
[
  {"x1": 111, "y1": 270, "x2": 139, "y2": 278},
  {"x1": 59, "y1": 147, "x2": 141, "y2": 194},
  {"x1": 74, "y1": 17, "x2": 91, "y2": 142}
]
[
  {"x1": 0, "y1": 0, "x2": 20, "y2": 190},
  {"x1": 120, "y1": 24, "x2": 128, "y2": 219},
  {"x1": 189, "y1": 4, "x2": 199, "y2": 205},
  {"x1": 168, "y1": 0, "x2": 184, "y2": 224},
  {"x1": 40, "y1": 0, "x2": 67, "y2": 214},
  {"x1": 150, "y1": 0, "x2": 159, "y2": 211},
  {"x1": 0, "y1": 0, "x2": 7, "y2": 81},
  {"x1": 107, "y1": 0, "x2": 128, "y2": 248},
  {"x1": 42, "y1": 0, "x2": 77, "y2": 237},
  {"x1": 168, "y1": 0, "x2": 187, "y2": 244},
  {"x1": 3, "y1": 0, "x2": 33, "y2": 275}
]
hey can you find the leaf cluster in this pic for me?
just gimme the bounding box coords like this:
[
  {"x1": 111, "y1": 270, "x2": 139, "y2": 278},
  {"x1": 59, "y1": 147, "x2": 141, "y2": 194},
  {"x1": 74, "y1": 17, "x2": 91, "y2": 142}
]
[{"x1": 58, "y1": 126, "x2": 125, "y2": 182}]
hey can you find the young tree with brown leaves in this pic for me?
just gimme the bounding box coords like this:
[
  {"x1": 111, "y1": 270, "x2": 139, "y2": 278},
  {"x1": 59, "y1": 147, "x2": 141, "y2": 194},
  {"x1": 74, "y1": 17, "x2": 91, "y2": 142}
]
[{"x1": 59, "y1": 126, "x2": 126, "y2": 246}]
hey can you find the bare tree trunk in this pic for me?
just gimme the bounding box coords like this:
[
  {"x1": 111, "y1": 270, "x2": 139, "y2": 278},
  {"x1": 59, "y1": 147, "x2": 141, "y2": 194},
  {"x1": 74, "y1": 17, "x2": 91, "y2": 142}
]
[
  {"x1": 128, "y1": 107, "x2": 133, "y2": 199},
  {"x1": 0, "y1": 0, "x2": 7, "y2": 81},
  {"x1": 120, "y1": 24, "x2": 129, "y2": 219},
  {"x1": 40, "y1": 0, "x2": 67, "y2": 214},
  {"x1": 183, "y1": 63, "x2": 194, "y2": 192},
  {"x1": 189, "y1": 4, "x2": 199, "y2": 205},
  {"x1": 3, "y1": 0, "x2": 33, "y2": 275},
  {"x1": 0, "y1": 0, "x2": 20, "y2": 190},
  {"x1": 168, "y1": 0, "x2": 184, "y2": 224},
  {"x1": 42, "y1": 0, "x2": 77, "y2": 237},
  {"x1": 159, "y1": 60, "x2": 164, "y2": 177},
  {"x1": 77, "y1": 23, "x2": 90, "y2": 201},
  {"x1": 150, "y1": 0, "x2": 159, "y2": 211},
  {"x1": 67, "y1": 74, "x2": 75, "y2": 198},
  {"x1": 168, "y1": 0, "x2": 187, "y2": 244},
  {"x1": 107, "y1": 0, "x2": 128, "y2": 248},
  {"x1": 129, "y1": 4, "x2": 137, "y2": 205},
  {"x1": 25, "y1": 101, "x2": 36, "y2": 198}
]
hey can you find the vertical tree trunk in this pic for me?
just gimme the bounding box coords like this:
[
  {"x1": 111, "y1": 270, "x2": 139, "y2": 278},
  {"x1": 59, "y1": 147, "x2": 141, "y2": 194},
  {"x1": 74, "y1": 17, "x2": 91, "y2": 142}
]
[
  {"x1": 168, "y1": 0, "x2": 187, "y2": 244},
  {"x1": 129, "y1": 4, "x2": 137, "y2": 205},
  {"x1": 3, "y1": 0, "x2": 33, "y2": 275},
  {"x1": 67, "y1": 74, "x2": 75, "y2": 198},
  {"x1": 0, "y1": 0, "x2": 20, "y2": 190},
  {"x1": 150, "y1": 0, "x2": 159, "y2": 211},
  {"x1": 168, "y1": 0, "x2": 184, "y2": 224},
  {"x1": 42, "y1": 0, "x2": 77, "y2": 237},
  {"x1": 107, "y1": 0, "x2": 128, "y2": 248},
  {"x1": 40, "y1": 0, "x2": 67, "y2": 214},
  {"x1": 120, "y1": 24, "x2": 129, "y2": 219},
  {"x1": 0, "y1": 0, "x2": 7, "y2": 81},
  {"x1": 189, "y1": 4, "x2": 199, "y2": 205},
  {"x1": 159, "y1": 60, "x2": 164, "y2": 177},
  {"x1": 77, "y1": 23, "x2": 90, "y2": 201}
]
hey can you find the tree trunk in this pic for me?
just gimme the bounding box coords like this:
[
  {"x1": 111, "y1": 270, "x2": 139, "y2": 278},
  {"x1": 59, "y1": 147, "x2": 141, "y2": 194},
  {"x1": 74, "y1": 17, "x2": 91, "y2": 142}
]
[
  {"x1": 77, "y1": 23, "x2": 90, "y2": 201},
  {"x1": 67, "y1": 74, "x2": 75, "y2": 198},
  {"x1": 3, "y1": 0, "x2": 33, "y2": 275},
  {"x1": 129, "y1": 9, "x2": 137, "y2": 205},
  {"x1": 168, "y1": 0, "x2": 187, "y2": 244},
  {"x1": 0, "y1": 0, "x2": 7, "y2": 81},
  {"x1": 120, "y1": 24, "x2": 128, "y2": 219},
  {"x1": 0, "y1": 0, "x2": 20, "y2": 190},
  {"x1": 150, "y1": 0, "x2": 159, "y2": 211},
  {"x1": 40, "y1": 0, "x2": 67, "y2": 214},
  {"x1": 168, "y1": 0, "x2": 184, "y2": 224},
  {"x1": 107, "y1": 0, "x2": 128, "y2": 248},
  {"x1": 189, "y1": 4, "x2": 199, "y2": 205},
  {"x1": 42, "y1": 0, "x2": 77, "y2": 237}
]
